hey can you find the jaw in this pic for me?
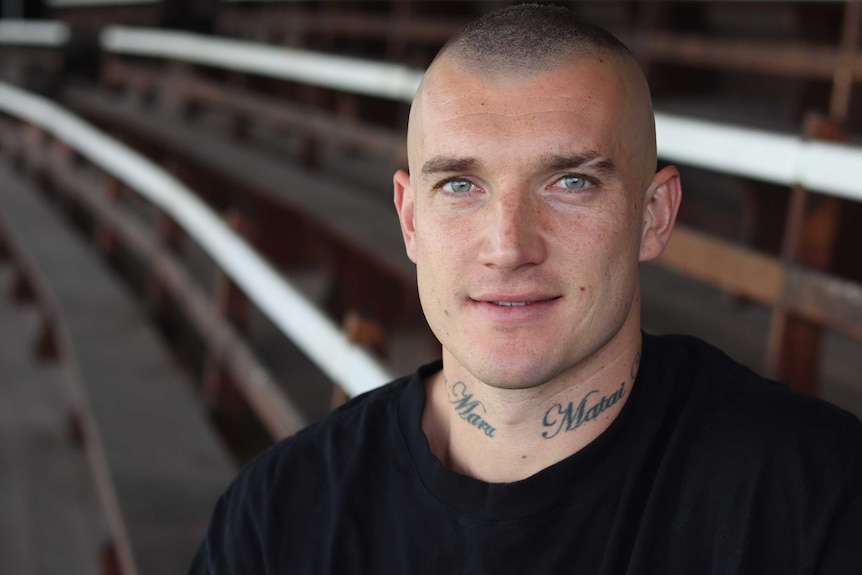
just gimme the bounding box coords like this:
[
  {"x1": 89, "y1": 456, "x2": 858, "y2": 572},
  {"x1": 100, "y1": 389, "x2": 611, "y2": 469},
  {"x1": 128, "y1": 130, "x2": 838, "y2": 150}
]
[{"x1": 437, "y1": 281, "x2": 643, "y2": 395}]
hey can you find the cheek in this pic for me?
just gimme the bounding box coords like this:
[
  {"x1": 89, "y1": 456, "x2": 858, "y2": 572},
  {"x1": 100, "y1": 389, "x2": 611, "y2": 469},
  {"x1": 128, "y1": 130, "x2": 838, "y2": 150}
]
[
  {"x1": 415, "y1": 258, "x2": 456, "y2": 342},
  {"x1": 553, "y1": 212, "x2": 641, "y2": 286},
  {"x1": 414, "y1": 209, "x2": 475, "y2": 265},
  {"x1": 413, "y1": 222, "x2": 460, "y2": 299},
  {"x1": 598, "y1": 195, "x2": 644, "y2": 253},
  {"x1": 553, "y1": 208, "x2": 621, "y2": 254}
]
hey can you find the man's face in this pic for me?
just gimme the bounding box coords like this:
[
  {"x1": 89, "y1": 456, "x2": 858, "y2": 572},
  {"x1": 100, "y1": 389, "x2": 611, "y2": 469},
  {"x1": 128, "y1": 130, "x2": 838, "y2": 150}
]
[{"x1": 394, "y1": 55, "x2": 670, "y2": 391}]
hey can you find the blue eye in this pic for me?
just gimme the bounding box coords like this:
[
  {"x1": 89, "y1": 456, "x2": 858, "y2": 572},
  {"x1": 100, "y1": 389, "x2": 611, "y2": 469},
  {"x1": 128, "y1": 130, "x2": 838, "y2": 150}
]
[
  {"x1": 442, "y1": 179, "x2": 474, "y2": 194},
  {"x1": 557, "y1": 175, "x2": 591, "y2": 190}
]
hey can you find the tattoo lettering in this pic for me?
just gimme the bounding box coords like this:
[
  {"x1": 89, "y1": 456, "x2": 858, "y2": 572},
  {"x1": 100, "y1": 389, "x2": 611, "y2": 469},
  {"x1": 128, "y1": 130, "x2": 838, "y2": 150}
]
[
  {"x1": 447, "y1": 379, "x2": 497, "y2": 438},
  {"x1": 541, "y1": 351, "x2": 639, "y2": 440},
  {"x1": 541, "y1": 382, "x2": 626, "y2": 440}
]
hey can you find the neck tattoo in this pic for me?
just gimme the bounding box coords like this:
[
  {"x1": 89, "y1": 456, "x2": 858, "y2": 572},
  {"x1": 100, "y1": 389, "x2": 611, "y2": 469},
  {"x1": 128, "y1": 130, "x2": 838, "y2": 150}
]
[
  {"x1": 446, "y1": 377, "x2": 497, "y2": 438},
  {"x1": 540, "y1": 351, "x2": 640, "y2": 440}
]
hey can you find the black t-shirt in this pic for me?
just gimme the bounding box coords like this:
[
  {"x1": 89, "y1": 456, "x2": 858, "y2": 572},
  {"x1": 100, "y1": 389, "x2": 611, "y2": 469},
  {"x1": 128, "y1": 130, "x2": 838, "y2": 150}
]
[{"x1": 189, "y1": 334, "x2": 862, "y2": 574}]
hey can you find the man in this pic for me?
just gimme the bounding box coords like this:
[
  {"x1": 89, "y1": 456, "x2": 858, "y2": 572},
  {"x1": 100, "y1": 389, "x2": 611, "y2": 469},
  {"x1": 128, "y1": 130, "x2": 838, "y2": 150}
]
[{"x1": 190, "y1": 5, "x2": 862, "y2": 573}]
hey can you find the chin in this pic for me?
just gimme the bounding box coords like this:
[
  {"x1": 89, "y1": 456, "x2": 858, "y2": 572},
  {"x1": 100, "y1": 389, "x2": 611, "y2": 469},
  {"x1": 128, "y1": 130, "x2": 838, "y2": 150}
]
[{"x1": 463, "y1": 350, "x2": 564, "y2": 391}]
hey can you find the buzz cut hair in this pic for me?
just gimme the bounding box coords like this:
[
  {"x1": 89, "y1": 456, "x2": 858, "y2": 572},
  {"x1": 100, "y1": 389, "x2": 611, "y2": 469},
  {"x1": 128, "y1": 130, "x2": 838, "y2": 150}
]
[{"x1": 435, "y1": 3, "x2": 632, "y2": 72}]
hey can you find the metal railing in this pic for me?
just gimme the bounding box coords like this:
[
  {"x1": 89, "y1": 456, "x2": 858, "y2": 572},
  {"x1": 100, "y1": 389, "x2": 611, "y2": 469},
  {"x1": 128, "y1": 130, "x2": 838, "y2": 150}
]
[
  {"x1": 99, "y1": 26, "x2": 862, "y2": 202},
  {"x1": 0, "y1": 20, "x2": 69, "y2": 46},
  {"x1": 4, "y1": 22, "x2": 862, "y2": 394},
  {"x1": 0, "y1": 80, "x2": 393, "y2": 398}
]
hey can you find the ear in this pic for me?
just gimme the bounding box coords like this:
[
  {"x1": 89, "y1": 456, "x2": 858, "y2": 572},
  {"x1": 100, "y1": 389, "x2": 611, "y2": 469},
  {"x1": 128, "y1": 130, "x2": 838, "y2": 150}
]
[
  {"x1": 639, "y1": 165, "x2": 681, "y2": 262},
  {"x1": 393, "y1": 169, "x2": 418, "y2": 263}
]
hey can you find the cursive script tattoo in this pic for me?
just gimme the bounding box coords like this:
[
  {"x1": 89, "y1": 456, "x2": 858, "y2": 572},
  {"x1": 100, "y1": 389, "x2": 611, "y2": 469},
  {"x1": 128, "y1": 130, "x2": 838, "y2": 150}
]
[
  {"x1": 541, "y1": 383, "x2": 626, "y2": 439},
  {"x1": 447, "y1": 378, "x2": 497, "y2": 438},
  {"x1": 541, "y1": 350, "x2": 639, "y2": 440}
]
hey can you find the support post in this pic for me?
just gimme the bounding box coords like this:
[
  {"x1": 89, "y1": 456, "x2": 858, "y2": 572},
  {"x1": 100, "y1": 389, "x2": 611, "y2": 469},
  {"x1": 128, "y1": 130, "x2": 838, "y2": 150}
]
[
  {"x1": 765, "y1": 114, "x2": 845, "y2": 393},
  {"x1": 94, "y1": 175, "x2": 123, "y2": 257},
  {"x1": 8, "y1": 270, "x2": 34, "y2": 304},
  {"x1": 99, "y1": 540, "x2": 121, "y2": 575},
  {"x1": 34, "y1": 317, "x2": 60, "y2": 363},
  {"x1": 212, "y1": 209, "x2": 254, "y2": 329},
  {"x1": 204, "y1": 209, "x2": 256, "y2": 428}
]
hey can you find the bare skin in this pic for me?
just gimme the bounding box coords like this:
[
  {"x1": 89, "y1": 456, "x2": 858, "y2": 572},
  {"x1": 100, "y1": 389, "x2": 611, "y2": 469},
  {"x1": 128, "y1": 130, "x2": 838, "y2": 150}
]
[{"x1": 393, "y1": 52, "x2": 681, "y2": 483}]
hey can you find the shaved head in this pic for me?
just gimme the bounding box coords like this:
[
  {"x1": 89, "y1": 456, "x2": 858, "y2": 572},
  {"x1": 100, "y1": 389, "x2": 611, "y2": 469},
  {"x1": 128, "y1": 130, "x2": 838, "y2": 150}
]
[
  {"x1": 434, "y1": 3, "x2": 633, "y2": 76},
  {"x1": 408, "y1": 4, "x2": 658, "y2": 193}
]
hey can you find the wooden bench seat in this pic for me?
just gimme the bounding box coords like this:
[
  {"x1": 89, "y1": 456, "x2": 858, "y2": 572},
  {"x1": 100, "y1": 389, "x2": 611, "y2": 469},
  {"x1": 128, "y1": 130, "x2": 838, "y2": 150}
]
[
  {"x1": 0, "y1": 162, "x2": 235, "y2": 574},
  {"x1": 61, "y1": 84, "x2": 421, "y2": 330},
  {"x1": 100, "y1": 59, "x2": 406, "y2": 168}
]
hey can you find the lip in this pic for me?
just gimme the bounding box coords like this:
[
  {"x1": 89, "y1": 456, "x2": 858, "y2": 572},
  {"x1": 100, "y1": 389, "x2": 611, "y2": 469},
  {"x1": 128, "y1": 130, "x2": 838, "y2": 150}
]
[{"x1": 468, "y1": 294, "x2": 561, "y2": 322}]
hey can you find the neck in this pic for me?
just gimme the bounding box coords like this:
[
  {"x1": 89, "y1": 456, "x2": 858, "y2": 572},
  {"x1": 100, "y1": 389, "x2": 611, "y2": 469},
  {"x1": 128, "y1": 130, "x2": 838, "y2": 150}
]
[{"x1": 422, "y1": 331, "x2": 641, "y2": 483}]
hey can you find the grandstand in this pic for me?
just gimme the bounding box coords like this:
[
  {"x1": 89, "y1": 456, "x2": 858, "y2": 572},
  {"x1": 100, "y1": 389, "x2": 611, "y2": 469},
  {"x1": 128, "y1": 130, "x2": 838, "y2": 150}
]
[{"x1": 1, "y1": 1, "x2": 861, "y2": 572}]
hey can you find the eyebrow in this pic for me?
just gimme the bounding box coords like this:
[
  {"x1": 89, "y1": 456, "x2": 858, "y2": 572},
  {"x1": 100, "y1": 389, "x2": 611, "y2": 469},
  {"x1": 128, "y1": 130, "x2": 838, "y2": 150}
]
[
  {"x1": 421, "y1": 156, "x2": 480, "y2": 176},
  {"x1": 419, "y1": 152, "x2": 618, "y2": 180},
  {"x1": 539, "y1": 153, "x2": 618, "y2": 181}
]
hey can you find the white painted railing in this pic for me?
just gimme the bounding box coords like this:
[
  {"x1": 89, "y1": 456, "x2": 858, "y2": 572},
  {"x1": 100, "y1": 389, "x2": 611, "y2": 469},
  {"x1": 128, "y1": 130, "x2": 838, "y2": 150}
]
[
  {"x1": 0, "y1": 20, "x2": 69, "y2": 46},
  {"x1": 0, "y1": 80, "x2": 393, "y2": 396},
  {"x1": 102, "y1": 26, "x2": 424, "y2": 101},
  {"x1": 100, "y1": 26, "x2": 862, "y2": 203},
  {"x1": 654, "y1": 114, "x2": 862, "y2": 203},
  {"x1": 4, "y1": 24, "x2": 860, "y2": 395}
]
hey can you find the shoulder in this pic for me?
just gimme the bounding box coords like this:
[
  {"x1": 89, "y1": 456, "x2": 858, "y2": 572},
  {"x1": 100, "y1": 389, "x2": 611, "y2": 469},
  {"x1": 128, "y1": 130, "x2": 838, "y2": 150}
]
[
  {"x1": 222, "y1": 359, "x2": 443, "y2": 497},
  {"x1": 189, "y1": 368, "x2": 430, "y2": 570},
  {"x1": 237, "y1": 369, "x2": 419, "y2": 492},
  {"x1": 647, "y1": 332, "x2": 859, "y2": 421},
  {"x1": 645, "y1": 332, "x2": 862, "y2": 474},
  {"x1": 636, "y1": 334, "x2": 862, "y2": 571}
]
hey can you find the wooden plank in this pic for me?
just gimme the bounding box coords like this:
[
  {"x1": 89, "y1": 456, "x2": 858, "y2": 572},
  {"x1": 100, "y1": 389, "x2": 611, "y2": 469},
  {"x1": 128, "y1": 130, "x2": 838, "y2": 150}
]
[
  {"x1": 221, "y1": 8, "x2": 461, "y2": 53},
  {"x1": 105, "y1": 59, "x2": 406, "y2": 164},
  {"x1": 639, "y1": 32, "x2": 845, "y2": 79},
  {"x1": 0, "y1": 161, "x2": 235, "y2": 575},
  {"x1": 784, "y1": 266, "x2": 862, "y2": 342},
  {"x1": 0, "y1": 267, "x2": 104, "y2": 575},
  {"x1": 61, "y1": 85, "x2": 420, "y2": 329},
  {"x1": 0, "y1": 48, "x2": 65, "y2": 71},
  {"x1": 830, "y1": 0, "x2": 862, "y2": 122},
  {"x1": 656, "y1": 224, "x2": 784, "y2": 306},
  {"x1": 660, "y1": 223, "x2": 862, "y2": 352},
  {"x1": 28, "y1": 139, "x2": 309, "y2": 440},
  {"x1": 657, "y1": 223, "x2": 862, "y2": 390}
]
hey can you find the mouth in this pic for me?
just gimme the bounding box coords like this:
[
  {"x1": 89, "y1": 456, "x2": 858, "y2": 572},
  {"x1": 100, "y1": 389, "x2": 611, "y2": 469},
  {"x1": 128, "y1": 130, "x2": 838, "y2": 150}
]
[
  {"x1": 468, "y1": 295, "x2": 561, "y2": 322},
  {"x1": 489, "y1": 297, "x2": 559, "y2": 307}
]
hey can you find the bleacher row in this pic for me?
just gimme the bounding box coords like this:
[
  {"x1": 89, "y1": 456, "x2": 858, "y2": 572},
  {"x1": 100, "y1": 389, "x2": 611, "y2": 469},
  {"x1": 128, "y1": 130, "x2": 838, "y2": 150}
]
[{"x1": 0, "y1": 2, "x2": 861, "y2": 573}]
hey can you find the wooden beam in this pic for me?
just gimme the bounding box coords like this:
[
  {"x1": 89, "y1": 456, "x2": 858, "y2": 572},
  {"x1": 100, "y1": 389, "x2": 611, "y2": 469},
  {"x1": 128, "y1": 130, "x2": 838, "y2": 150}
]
[
  {"x1": 656, "y1": 224, "x2": 784, "y2": 306},
  {"x1": 830, "y1": 0, "x2": 862, "y2": 122},
  {"x1": 766, "y1": 114, "x2": 844, "y2": 393},
  {"x1": 658, "y1": 225, "x2": 862, "y2": 363},
  {"x1": 639, "y1": 32, "x2": 847, "y2": 80},
  {"x1": 174, "y1": 72, "x2": 403, "y2": 161},
  {"x1": 17, "y1": 134, "x2": 308, "y2": 440},
  {"x1": 784, "y1": 266, "x2": 862, "y2": 342},
  {"x1": 212, "y1": 209, "x2": 254, "y2": 328}
]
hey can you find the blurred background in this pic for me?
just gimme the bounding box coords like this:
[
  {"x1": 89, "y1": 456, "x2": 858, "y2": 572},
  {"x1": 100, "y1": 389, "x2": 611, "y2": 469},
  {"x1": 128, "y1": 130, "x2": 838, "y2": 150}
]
[{"x1": 0, "y1": 1, "x2": 860, "y2": 573}]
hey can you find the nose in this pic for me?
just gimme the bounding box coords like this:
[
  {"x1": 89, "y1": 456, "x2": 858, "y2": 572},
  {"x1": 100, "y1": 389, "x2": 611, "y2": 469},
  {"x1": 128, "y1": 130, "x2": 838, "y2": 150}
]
[{"x1": 479, "y1": 190, "x2": 547, "y2": 270}]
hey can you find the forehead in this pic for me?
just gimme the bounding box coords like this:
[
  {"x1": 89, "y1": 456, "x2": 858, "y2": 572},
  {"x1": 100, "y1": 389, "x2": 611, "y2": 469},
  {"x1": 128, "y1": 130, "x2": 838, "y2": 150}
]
[{"x1": 411, "y1": 56, "x2": 636, "y2": 170}]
